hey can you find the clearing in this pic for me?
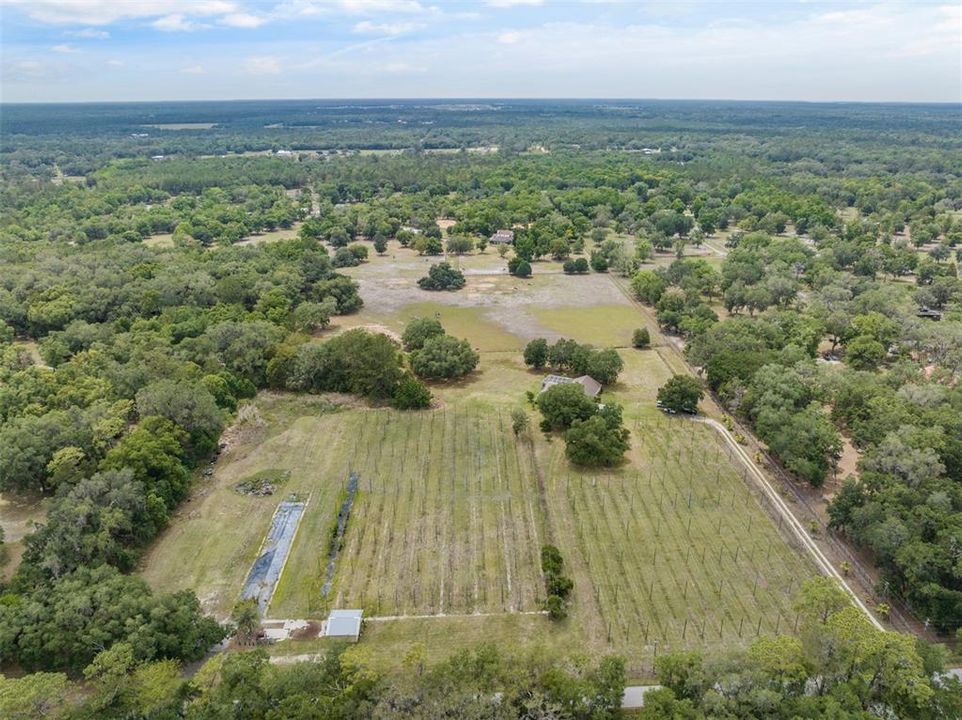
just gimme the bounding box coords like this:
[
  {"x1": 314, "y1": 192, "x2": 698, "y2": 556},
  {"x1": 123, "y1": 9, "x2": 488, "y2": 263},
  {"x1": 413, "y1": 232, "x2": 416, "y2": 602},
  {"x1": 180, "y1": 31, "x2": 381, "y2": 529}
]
[{"x1": 142, "y1": 243, "x2": 818, "y2": 676}]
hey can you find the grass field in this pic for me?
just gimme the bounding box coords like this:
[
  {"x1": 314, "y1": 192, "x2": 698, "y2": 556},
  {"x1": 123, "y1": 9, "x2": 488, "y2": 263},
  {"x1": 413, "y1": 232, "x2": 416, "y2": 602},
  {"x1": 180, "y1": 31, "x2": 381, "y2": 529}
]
[
  {"x1": 541, "y1": 416, "x2": 814, "y2": 659},
  {"x1": 272, "y1": 403, "x2": 545, "y2": 618},
  {"x1": 142, "y1": 247, "x2": 818, "y2": 676}
]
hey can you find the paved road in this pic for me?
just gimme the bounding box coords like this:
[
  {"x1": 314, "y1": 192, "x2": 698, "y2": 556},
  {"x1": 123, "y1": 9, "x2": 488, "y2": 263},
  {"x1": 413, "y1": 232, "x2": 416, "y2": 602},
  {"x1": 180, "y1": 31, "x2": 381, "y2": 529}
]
[{"x1": 693, "y1": 416, "x2": 884, "y2": 631}]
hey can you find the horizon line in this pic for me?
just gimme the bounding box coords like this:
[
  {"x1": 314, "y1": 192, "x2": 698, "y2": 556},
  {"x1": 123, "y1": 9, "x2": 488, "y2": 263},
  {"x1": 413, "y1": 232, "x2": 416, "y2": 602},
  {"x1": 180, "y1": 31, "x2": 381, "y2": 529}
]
[{"x1": 3, "y1": 96, "x2": 961, "y2": 107}]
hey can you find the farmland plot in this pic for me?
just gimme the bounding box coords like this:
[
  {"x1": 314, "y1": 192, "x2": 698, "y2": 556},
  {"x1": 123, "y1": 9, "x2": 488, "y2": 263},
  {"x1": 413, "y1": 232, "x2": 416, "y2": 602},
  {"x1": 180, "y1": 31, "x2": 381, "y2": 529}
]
[
  {"x1": 543, "y1": 415, "x2": 816, "y2": 657},
  {"x1": 269, "y1": 404, "x2": 546, "y2": 618}
]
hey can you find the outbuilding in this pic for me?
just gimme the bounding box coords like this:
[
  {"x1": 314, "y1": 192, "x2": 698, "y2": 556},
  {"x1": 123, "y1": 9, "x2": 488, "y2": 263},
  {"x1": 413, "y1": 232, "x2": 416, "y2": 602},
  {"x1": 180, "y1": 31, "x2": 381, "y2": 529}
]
[
  {"x1": 324, "y1": 609, "x2": 363, "y2": 642},
  {"x1": 489, "y1": 229, "x2": 515, "y2": 245},
  {"x1": 540, "y1": 374, "x2": 602, "y2": 398}
]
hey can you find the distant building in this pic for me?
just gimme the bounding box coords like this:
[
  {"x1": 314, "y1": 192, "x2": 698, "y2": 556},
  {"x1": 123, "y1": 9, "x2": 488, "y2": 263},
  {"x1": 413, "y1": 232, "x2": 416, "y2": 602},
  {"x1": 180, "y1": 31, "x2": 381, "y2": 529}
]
[
  {"x1": 324, "y1": 609, "x2": 363, "y2": 642},
  {"x1": 917, "y1": 306, "x2": 944, "y2": 321},
  {"x1": 489, "y1": 229, "x2": 515, "y2": 245},
  {"x1": 540, "y1": 374, "x2": 603, "y2": 398}
]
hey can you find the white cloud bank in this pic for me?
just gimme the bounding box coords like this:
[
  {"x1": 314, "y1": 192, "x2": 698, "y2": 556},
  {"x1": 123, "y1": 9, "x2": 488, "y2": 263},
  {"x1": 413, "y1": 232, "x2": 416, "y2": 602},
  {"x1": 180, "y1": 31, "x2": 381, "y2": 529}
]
[{"x1": 1, "y1": 2, "x2": 959, "y2": 102}]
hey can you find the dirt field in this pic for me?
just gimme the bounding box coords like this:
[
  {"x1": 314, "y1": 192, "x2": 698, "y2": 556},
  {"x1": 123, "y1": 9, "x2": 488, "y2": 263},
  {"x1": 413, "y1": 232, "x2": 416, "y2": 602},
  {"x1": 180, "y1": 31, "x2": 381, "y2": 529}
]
[{"x1": 0, "y1": 492, "x2": 45, "y2": 581}]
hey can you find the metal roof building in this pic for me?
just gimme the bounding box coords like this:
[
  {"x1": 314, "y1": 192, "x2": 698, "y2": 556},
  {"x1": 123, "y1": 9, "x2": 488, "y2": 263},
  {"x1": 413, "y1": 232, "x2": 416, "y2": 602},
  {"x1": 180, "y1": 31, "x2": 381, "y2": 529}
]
[
  {"x1": 540, "y1": 374, "x2": 603, "y2": 398},
  {"x1": 324, "y1": 609, "x2": 363, "y2": 642}
]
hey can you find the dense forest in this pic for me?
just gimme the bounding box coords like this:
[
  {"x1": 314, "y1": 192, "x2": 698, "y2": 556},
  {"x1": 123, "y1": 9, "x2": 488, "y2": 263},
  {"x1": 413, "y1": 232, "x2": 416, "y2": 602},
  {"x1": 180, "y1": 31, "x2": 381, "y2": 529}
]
[{"x1": 1, "y1": 100, "x2": 961, "y2": 717}]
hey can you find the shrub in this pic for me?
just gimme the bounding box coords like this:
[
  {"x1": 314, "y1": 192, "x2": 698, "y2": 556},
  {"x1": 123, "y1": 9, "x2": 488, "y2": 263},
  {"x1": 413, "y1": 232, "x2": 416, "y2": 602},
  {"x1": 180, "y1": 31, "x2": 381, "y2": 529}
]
[
  {"x1": 632, "y1": 327, "x2": 651, "y2": 349},
  {"x1": 657, "y1": 375, "x2": 704, "y2": 414},
  {"x1": 508, "y1": 257, "x2": 532, "y2": 278},
  {"x1": 563, "y1": 258, "x2": 589, "y2": 274},
  {"x1": 511, "y1": 408, "x2": 529, "y2": 436},
  {"x1": 535, "y1": 383, "x2": 597, "y2": 432},
  {"x1": 523, "y1": 338, "x2": 549, "y2": 369},
  {"x1": 402, "y1": 317, "x2": 445, "y2": 351},
  {"x1": 410, "y1": 335, "x2": 479, "y2": 379},
  {"x1": 565, "y1": 414, "x2": 630, "y2": 467},
  {"x1": 445, "y1": 236, "x2": 474, "y2": 255},
  {"x1": 393, "y1": 374, "x2": 432, "y2": 410},
  {"x1": 546, "y1": 595, "x2": 568, "y2": 620},
  {"x1": 586, "y1": 348, "x2": 623, "y2": 386},
  {"x1": 347, "y1": 243, "x2": 368, "y2": 261},
  {"x1": 331, "y1": 247, "x2": 360, "y2": 268},
  {"x1": 418, "y1": 262, "x2": 465, "y2": 291},
  {"x1": 590, "y1": 251, "x2": 608, "y2": 272},
  {"x1": 541, "y1": 544, "x2": 564, "y2": 575},
  {"x1": 541, "y1": 545, "x2": 573, "y2": 621}
]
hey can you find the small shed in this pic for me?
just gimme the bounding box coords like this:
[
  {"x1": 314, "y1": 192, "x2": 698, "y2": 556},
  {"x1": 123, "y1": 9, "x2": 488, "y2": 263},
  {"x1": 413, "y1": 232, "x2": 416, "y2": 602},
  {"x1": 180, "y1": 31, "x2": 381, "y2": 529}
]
[
  {"x1": 489, "y1": 229, "x2": 515, "y2": 245},
  {"x1": 540, "y1": 374, "x2": 602, "y2": 398},
  {"x1": 324, "y1": 609, "x2": 363, "y2": 642}
]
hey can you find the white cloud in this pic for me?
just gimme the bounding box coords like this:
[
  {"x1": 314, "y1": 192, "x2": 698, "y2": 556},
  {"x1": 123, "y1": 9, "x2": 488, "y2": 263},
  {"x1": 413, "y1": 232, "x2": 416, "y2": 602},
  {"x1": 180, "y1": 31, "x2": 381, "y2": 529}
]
[
  {"x1": 180, "y1": 64, "x2": 206, "y2": 74},
  {"x1": 105, "y1": 59, "x2": 125, "y2": 67},
  {"x1": 219, "y1": 12, "x2": 266, "y2": 28},
  {"x1": 275, "y1": 0, "x2": 424, "y2": 15},
  {"x1": 337, "y1": 0, "x2": 424, "y2": 12},
  {"x1": 486, "y1": 0, "x2": 544, "y2": 7},
  {"x1": 383, "y1": 61, "x2": 426, "y2": 73},
  {"x1": 51, "y1": 43, "x2": 79, "y2": 53},
  {"x1": 66, "y1": 28, "x2": 110, "y2": 38},
  {"x1": 4, "y1": 59, "x2": 48, "y2": 80},
  {"x1": 152, "y1": 14, "x2": 203, "y2": 31},
  {"x1": 353, "y1": 20, "x2": 422, "y2": 34},
  {"x1": 3, "y1": 1, "x2": 237, "y2": 25},
  {"x1": 3, "y1": 1, "x2": 959, "y2": 102},
  {"x1": 244, "y1": 55, "x2": 282, "y2": 75}
]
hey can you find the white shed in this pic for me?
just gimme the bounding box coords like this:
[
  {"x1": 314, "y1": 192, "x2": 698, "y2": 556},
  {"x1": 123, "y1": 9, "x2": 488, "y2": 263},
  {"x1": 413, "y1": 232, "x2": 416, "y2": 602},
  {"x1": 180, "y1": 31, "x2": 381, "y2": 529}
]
[{"x1": 324, "y1": 609, "x2": 363, "y2": 642}]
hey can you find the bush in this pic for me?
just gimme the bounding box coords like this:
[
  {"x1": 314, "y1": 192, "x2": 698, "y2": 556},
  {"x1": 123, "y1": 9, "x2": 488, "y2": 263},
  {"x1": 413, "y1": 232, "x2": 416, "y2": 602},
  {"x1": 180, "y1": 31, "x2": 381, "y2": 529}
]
[
  {"x1": 565, "y1": 414, "x2": 630, "y2": 467},
  {"x1": 287, "y1": 329, "x2": 403, "y2": 400},
  {"x1": 331, "y1": 247, "x2": 360, "y2": 268},
  {"x1": 410, "y1": 335, "x2": 479, "y2": 379},
  {"x1": 586, "y1": 348, "x2": 623, "y2": 386},
  {"x1": 508, "y1": 257, "x2": 532, "y2": 278},
  {"x1": 402, "y1": 316, "x2": 445, "y2": 351},
  {"x1": 372, "y1": 233, "x2": 388, "y2": 254},
  {"x1": 418, "y1": 262, "x2": 465, "y2": 291},
  {"x1": 590, "y1": 251, "x2": 608, "y2": 272},
  {"x1": 541, "y1": 544, "x2": 564, "y2": 575},
  {"x1": 347, "y1": 243, "x2": 368, "y2": 261},
  {"x1": 547, "y1": 573, "x2": 573, "y2": 599},
  {"x1": 657, "y1": 375, "x2": 704, "y2": 414},
  {"x1": 523, "y1": 338, "x2": 549, "y2": 369},
  {"x1": 535, "y1": 383, "x2": 597, "y2": 432},
  {"x1": 632, "y1": 327, "x2": 651, "y2": 349},
  {"x1": 546, "y1": 594, "x2": 568, "y2": 620},
  {"x1": 393, "y1": 374, "x2": 432, "y2": 410},
  {"x1": 511, "y1": 408, "x2": 529, "y2": 436},
  {"x1": 445, "y1": 236, "x2": 474, "y2": 255},
  {"x1": 413, "y1": 235, "x2": 443, "y2": 255},
  {"x1": 541, "y1": 545, "x2": 572, "y2": 621}
]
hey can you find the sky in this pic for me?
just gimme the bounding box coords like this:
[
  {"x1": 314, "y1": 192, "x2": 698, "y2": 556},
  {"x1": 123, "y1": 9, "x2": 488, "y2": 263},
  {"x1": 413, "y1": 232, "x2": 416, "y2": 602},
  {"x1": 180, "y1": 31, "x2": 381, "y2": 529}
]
[{"x1": 1, "y1": 1, "x2": 960, "y2": 103}]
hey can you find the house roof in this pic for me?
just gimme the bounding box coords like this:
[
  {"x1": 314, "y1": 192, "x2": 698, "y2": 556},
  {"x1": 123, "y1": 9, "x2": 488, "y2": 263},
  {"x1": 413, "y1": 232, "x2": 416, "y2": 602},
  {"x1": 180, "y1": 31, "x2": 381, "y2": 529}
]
[
  {"x1": 574, "y1": 375, "x2": 603, "y2": 397},
  {"x1": 540, "y1": 374, "x2": 602, "y2": 397},
  {"x1": 489, "y1": 229, "x2": 515, "y2": 243},
  {"x1": 325, "y1": 609, "x2": 363, "y2": 639}
]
